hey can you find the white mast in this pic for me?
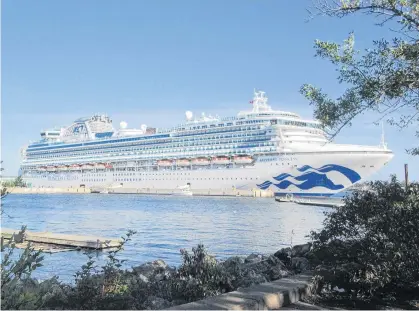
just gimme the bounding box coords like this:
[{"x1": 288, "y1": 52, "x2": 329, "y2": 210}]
[
  {"x1": 380, "y1": 120, "x2": 387, "y2": 150},
  {"x1": 377, "y1": 100, "x2": 388, "y2": 150},
  {"x1": 251, "y1": 89, "x2": 271, "y2": 113}
]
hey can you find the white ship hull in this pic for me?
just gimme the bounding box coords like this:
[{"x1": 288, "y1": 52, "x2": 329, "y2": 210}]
[
  {"x1": 20, "y1": 91, "x2": 394, "y2": 195},
  {"x1": 23, "y1": 148, "x2": 393, "y2": 197}
]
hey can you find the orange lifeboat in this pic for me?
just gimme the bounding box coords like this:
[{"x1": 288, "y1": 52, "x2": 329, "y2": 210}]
[
  {"x1": 95, "y1": 162, "x2": 106, "y2": 169},
  {"x1": 176, "y1": 158, "x2": 190, "y2": 166},
  {"x1": 192, "y1": 157, "x2": 210, "y2": 166},
  {"x1": 212, "y1": 156, "x2": 230, "y2": 165},
  {"x1": 157, "y1": 159, "x2": 173, "y2": 167},
  {"x1": 233, "y1": 155, "x2": 254, "y2": 164}
]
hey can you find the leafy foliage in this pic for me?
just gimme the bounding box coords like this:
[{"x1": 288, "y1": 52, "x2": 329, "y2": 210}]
[
  {"x1": 1, "y1": 161, "x2": 9, "y2": 210},
  {"x1": 1, "y1": 176, "x2": 27, "y2": 188},
  {"x1": 1, "y1": 227, "x2": 45, "y2": 310},
  {"x1": 309, "y1": 177, "x2": 419, "y2": 304},
  {"x1": 172, "y1": 244, "x2": 230, "y2": 301},
  {"x1": 0, "y1": 241, "x2": 294, "y2": 310},
  {"x1": 1, "y1": 163, "x2": 46, "y2": 309},
  {"x1": 302, "y1": 0, "x2": 419, "y2": 154}
]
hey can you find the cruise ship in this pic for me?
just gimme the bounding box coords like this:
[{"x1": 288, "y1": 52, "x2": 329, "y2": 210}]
[{"x1": 20, "y1": 90, "x2": 394, "y2": 196}]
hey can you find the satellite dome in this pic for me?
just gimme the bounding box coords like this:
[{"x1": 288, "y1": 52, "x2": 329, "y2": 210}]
[
  {"x1": 185, "y1": 111, "x2": 193, "y2": 121},
  {"x1": 141, "y1": 124, "x2": 147, "y2": 131},
  {"x1": 120, "y1": 121, "x2": 127, "y2": 129}
]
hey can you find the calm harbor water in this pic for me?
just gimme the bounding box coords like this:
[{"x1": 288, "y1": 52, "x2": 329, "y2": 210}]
[{"x1": 2, "y1": 194, "x2": 331, "y2": 282}]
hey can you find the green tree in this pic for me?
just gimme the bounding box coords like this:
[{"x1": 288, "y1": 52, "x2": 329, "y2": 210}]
[
  {"x1": 1, "y1": 161, "x2": 9, "y2": 215},
  {"x1": 309, "y1": 178, "x2": 419, "y2": 306},
  {"x1": 13, "y1": 176, "x2": 26, "y2": 188},
  {"x1": 301, "y1": 0, "x2": 418, "y2": 154}
]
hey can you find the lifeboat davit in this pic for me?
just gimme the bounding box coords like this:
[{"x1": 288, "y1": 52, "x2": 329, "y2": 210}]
[
  {"x1": 233, "y1": 155, "x2": 254, "y2": 164},
  {"x1": 157, "y1": 159, "x2": 173, "y2": 167},
  {"x1": 69, "y1": 164, "x2": 81, "y2": 171},
  {"x1": 57, "y1": 165, "x2": 68, "y2": 171},
  {"x1": 46, "y1": 166, "x2": 56, "y2": 172},
  {"x1": 192, "y1": 157, "x2": 210, "y2": 166},
  {"x1": 212, "y1": 156, "x2": 230, "y2": 165},
  {"x1": 176, "y1": 158, "x2": 190, "y2": 166},
  {"x1": 82, "y1": 163, "x2": 94, "y2": 170}
]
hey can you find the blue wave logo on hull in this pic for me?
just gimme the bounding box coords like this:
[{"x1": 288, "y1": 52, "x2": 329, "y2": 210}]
[
  {"x1": 257, "y1": 164, "x2": 361, "y2": 191},
  {"x1": 296, "y1": 164, "x2": 361, "y2": 183},
  {"x1": 257, "y1": 180, "x2": 272, "y2": 190},
  {"x1": 275, "y1": 171, "x2": 344, "y2": 190}
]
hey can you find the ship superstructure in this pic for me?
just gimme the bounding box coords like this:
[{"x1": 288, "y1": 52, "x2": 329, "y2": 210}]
[{"x1": 20, "y1": 90, "x2": 394, "y2": 196}]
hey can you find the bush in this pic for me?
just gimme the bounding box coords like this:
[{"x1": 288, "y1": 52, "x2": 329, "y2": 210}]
[
  {"x1": 169, "y1": 244, "x2": 230, "y2": 302},
  {"x1": 1, "y1": 176, "x2": 26, "y2": 189},
  {"x1": 1, "y1": 239, "x2": 294, "y2": 310},
  {"x1": 309, "y1": 176, "x2": 419, "y2": 304},
  {"x1": 1, "y1": 227, "x2": 45, "y2": 310}
]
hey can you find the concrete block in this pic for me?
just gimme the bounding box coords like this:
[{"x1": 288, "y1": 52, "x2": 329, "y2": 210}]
[{"x1": 165, "y1": 273, "x2": 316, "y2": 310}]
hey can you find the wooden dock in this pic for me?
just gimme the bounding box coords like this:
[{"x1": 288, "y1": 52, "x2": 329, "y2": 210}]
[{"x1": 1, "y1": 228, "x2": 120, "y2": 250}]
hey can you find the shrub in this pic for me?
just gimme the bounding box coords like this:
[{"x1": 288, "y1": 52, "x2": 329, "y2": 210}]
[
  {"x1": 309, "y1": 176, "x2": 419, "y2": 303},
  {"x1": 1, "y1": 227, "x2": 45, "y2": 310},
  {"x1": 171, "y1": 244, "x2": 229, "y2": 302}
]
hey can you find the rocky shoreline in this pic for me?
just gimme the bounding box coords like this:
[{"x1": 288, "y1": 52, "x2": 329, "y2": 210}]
[
  {"x1": 1, "y1": 242, "x2": 315, "y2": 310},
  {"x1": 127, "y1": 243, "x2": 313, "y2": 309}
]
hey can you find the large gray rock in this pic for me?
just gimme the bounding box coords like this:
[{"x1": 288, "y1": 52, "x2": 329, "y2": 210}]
[
  {"x1": 237, "y1": 269, "x2": 267, "y2": 289},
  {"x1": 274, "y1": 247, "x2": 291, "y2": 265},
  {"x1": 245, "y1": 253, "x2": 262, "y2": 264},
  {"x1": 268, "y1": 265, "x2": 286, "y2": 280},
  {"x1": 222, "y1": 256, "x2": 245, "y2": 268},
  {"x1": 266, "y1": 254, "x2": 284, "y2": 267},
  {"x1": 261, "y1": 255, "x2": 288, "y2": 280},
  {"x1": 291, "y1": 257, "x2": 310, "y2": 272},
  {"x1": 153, "y1": 259, "x2": 167, "y2": 269},
  {"x1": 222, "y1": 256, "x2": 245, "y2": 276},
  {"x1": 144, "y1": 296, "x2": 172, "y2": 310},
  {"x1": 225, "y1": 256, "x2": 245, "y2": 265},
  {"x1": 291, "y1": 243, "x2": 312, "y2": 257},
  {"x1": 132, "y1": 259, "x2": 169, "y2": 278}
]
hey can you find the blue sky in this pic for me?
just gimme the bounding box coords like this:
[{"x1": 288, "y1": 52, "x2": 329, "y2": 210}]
[{"x1": 2, "y1": 0, "x2": 418, "y2": 180}]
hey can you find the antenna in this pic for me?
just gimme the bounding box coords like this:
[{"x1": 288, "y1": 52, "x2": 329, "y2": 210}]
[
  {"x1": 380, "y1": 120, "x2": 387, "y2": 149},
  {"x1": 377, "y1": 99, "x2": 387, "y2": 150}
]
